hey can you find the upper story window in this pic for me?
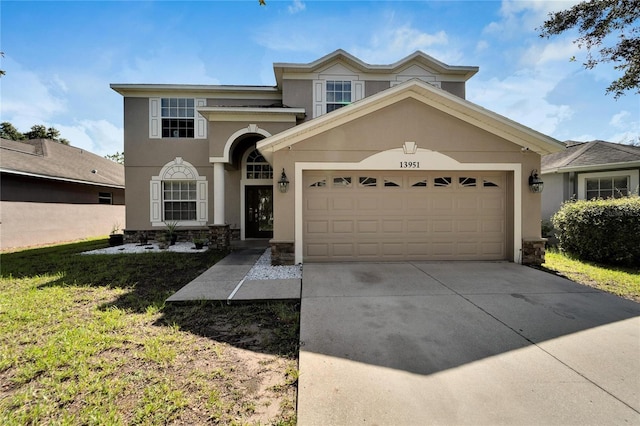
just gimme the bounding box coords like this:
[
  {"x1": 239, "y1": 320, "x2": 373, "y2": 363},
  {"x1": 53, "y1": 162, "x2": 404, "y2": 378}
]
[
  {"x1": 162, "y1": 98, "x2": 195, "y2": 138},
  {"x1": 149, "y1": 97, "x2": 207, "y2": 139},
  {"x1": 326, "y1": 81, "x2": 352, "y2": 113},
  {"x1": 312, "y1": 79, "x2": 364, "y2": 118}
]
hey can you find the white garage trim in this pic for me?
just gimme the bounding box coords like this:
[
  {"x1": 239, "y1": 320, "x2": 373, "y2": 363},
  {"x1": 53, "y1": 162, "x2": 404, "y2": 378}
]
[{"x1": 294, "y1": 147, "x2": 522, "y2": 264}]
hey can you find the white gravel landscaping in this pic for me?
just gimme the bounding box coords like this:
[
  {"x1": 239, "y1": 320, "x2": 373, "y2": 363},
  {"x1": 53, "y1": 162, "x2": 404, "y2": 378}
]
[
  {"x1": 81, "y1": 242, "x2": 208, "y2": 254},
  {"x1": 245, "y1": 249, "x2": 302, "y2": 280}
]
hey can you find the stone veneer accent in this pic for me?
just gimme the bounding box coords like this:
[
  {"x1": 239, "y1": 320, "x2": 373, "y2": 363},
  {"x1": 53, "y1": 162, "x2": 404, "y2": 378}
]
[
  {"x1": 270, "y1": 240, "x2": 295, "y2": 266},
  {"x1": 208, "y1": 224, "x2": 231, "y2": 250},
  {"x1": 522, "y1": 238, "x2": 547, "y2": 266}
]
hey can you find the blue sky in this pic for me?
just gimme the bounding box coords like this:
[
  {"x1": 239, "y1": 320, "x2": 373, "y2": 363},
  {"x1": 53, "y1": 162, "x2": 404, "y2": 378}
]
[{"x1": 2, "y1": 0, "x2": 638, "y2": 157}]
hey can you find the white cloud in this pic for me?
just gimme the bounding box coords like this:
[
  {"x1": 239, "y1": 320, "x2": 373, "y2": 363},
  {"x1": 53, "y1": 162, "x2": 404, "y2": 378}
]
[
  {"x1": 117, "y1": 49, "x2": 220, "y2": 84},
  {"x1": 354, "y1": 26, "x2": 456, "y2": 65},
  {"x1": 609, "y1": 111, "x2": 631, "y2": 128},
  {"x1": 56, "y1": 119, "x2": 122, "y2": 157},
  {"x1": 288, "y1": 0, "x2": 305, "y2": 14},
  {"x1": 484, "y1": 0, "x2": 582, "y2": 36},
  {"x1": 520, "y1": 38, "x2": 581, "y2": 68},
  {"x1": 0, "y1": 57, "x2": 67, "y2": 131},
  {"x1": 475, "y1": 40, "x2": 489, "y2": 53},
  {"x1": 469, "y1": 69, "x2": 573, "y2": 136},
  {"x1": 606, "y1": 110, "x2": 640, "y2": 144}
]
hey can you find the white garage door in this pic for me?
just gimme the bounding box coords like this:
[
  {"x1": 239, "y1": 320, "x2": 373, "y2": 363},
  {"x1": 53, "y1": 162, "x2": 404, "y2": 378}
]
[{"x1": 303, "y1": 170, "x2": 507, "y2": 262}]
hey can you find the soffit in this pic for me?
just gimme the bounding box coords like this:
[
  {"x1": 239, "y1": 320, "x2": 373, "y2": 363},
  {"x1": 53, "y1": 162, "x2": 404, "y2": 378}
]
[
  {"x1": 110, "y1": 84, "x2": 281, "y2": 100},
  {"x1": 197, "y1": 107, "x2": 306, "y2": 123}
]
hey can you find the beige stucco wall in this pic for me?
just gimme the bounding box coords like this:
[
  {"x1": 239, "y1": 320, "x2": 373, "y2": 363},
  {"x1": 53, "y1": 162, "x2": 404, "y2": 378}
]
[
  {"x1": 0, "y1": 202, "x2": 125, "y2": 250},
  {"x1": 123, "y1": 93, "x2": 296, "y2": 230},
  {"x1": 269, "y1": 98, "x2": 543, "y2": 256}
]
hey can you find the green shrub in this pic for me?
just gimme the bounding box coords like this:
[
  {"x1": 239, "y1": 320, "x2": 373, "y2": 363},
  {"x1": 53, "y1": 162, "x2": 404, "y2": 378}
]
[{"x1": 552, "y1": 196, "x2": 640, "y2": 266}]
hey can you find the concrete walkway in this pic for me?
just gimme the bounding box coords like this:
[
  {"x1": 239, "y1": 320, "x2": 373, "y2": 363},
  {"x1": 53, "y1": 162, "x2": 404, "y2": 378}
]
[
  {"x1": 298, "y1": 262, "x2": 640, "y2": 425},
  {"x1": 166, "y1": 242, "x2": 301, "y2": 302}
]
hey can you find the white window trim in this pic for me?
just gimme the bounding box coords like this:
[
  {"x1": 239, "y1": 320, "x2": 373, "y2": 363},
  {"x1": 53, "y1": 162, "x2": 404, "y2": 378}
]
[
  {"x1": 149, "y1": 97, "x2": 207, "y2": 139},
  {"x1": 577, "y1": 169, "x2": 639, "y2": 200},
  {"x1": 150, "y1": 157, "x2": 208, "y2": 226},
  {"x1": 312, "y1": 78, "x2": 365, "y2": 118}
]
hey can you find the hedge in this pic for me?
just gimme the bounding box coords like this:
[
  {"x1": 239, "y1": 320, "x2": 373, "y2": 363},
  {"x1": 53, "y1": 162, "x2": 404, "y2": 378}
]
[{"x1": 552, "y1": 196, "x2": 640, "y2": 267}]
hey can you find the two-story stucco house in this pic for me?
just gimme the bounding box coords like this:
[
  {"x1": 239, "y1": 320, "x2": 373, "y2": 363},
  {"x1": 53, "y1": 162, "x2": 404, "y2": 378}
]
[{"x1": 111, "y1": 50, "x2": 564, "y2": 265}]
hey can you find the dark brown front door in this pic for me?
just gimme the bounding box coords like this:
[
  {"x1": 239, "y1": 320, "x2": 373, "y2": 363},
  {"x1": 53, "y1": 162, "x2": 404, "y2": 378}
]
[{"x1": 245, "y1": 186, "x2": 273, "y2": 238}]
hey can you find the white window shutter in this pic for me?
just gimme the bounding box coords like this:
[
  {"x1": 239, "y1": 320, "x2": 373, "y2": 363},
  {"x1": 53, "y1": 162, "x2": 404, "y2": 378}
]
[
  {"x1": 197, "y1": 180, "x2": 208, "y2": 223},
  {"x1": 150, "y1": 180, "x2": 162, "y2": 223},
  {"x1": 149, "y1": 98, "x2": 161, "y2": 139},
  {"x1": 195, "y1": 98, "x2": 207, "y2": 139},
  {"x1": 312, "y1": 80, "x2": 324, "y2": 118},
  {"x1": 353, "y1": 81, "x2": 365, "y2": 102}
]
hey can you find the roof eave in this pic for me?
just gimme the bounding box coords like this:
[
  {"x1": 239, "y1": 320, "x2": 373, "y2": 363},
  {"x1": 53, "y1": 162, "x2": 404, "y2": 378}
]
[
  {"x1": 273, "y1": 49, "x2": 479, "y2": 87},
  {"x1": 542, "y1": 160, "x2": 640, "y2": 174},
  {"x1": 0, "y1": 168, "x2": 125, "y2": 188},
  {"x1": 110, "y1": 83, "x2": 280, "y2": 98}
]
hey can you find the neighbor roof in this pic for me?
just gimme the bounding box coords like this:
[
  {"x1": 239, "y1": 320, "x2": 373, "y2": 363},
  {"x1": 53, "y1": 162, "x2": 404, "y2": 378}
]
[
  {"x1": 0, "y1": 138, "x2": 125, "y2": 188},
  {"x1": 542, "y1": 140, "x2": 640, "y2": 173},
  {"x1": 257, "y1": 78, "x2": 564, "y2": 161}
]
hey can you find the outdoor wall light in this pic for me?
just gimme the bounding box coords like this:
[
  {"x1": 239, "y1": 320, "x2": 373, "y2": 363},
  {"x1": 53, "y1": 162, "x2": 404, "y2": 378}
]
[
  {"x1": 529, "y1": 169, "x2": 544, "y2": 193},
  {"x1": 278, "y1": 168, "x2": 290, "y2": 193}
]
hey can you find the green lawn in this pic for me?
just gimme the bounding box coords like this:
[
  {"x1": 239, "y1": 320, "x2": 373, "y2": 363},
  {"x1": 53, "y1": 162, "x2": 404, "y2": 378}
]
[
  {"x1": 0, "y1": 240, "x2": 298, "y2": 425},
  {"x1": 543, "y1": 250, "x2": 640, "y2": 302}
]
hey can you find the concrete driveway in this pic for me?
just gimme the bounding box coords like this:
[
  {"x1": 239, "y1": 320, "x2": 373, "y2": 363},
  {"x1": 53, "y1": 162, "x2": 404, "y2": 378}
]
[{"x1": 297, "y1": 262, "x2": 640, "y2": 425}]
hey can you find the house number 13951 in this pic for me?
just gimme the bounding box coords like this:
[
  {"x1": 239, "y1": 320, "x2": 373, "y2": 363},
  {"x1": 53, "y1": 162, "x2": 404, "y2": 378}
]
[{"x1": 400, "y1": 161, "x2": 420, "y2": 168}]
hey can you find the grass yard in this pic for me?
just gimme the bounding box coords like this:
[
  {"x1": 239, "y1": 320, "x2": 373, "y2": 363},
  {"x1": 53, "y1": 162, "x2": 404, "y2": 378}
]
[
  {"x1": 543, "y1": 250, "x2": 640, "y2": 303},
  {"x1": 0, "y1": 239, "x2": 299, "y2": 425}
]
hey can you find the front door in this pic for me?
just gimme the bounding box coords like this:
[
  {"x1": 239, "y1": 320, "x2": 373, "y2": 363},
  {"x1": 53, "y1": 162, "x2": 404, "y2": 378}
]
[{"x1": 245, "y1": 186, "x2": 274, "y2": 238}]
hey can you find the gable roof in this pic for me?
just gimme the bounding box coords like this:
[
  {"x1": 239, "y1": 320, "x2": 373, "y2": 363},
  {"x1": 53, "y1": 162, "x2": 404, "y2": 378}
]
[
  {"x1": 0, "y1": 138, "x2": 125, "y2": 188},
  {"x1": 541, "y1": 140, "x2": 640, "y2": 173},
  {"x1": 257, "y1": 78, "x2": 564, "y2": 161},
  {"x1": 273, "y1": 49, "x2": 479, "y2": 88}
]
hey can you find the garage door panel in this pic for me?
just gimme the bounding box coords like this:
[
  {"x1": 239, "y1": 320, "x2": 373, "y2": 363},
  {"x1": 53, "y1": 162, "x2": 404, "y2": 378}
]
[
  {"x1": 307, "y1": 244, "x2": 329, "y2": 257},
  {"x1": 432, "y1": 220, "x2": 453, "y2": 233},
  {"x1": 306, "y1": 197, "x2": 328, "y2": 211},
  {"x1": 458, "y1": 242, "x2": 479, "y2": 255},
  {"x1": 457, "y1": 220, "x2": 480, "y2": 233},
  {"x1": 382, "y1": 220, "x2": 403, "y2": 233},
  {"x1": 332, "y1": 243, "x2": 355, "y2": 257},
  {"x1": 332, "y1": 198, "x2": 354, "y2": 211},
  {"x1": 357, "y1": 220, "x2": 378, "y2": 233},
  {"x1": 303, "y1": 171, "x2": 507, "y2": 262},
  {"x1": 407, "y1": 219, "x2": 428, "y2": 232},
  {"x1": 357, "y1": 243, "x2": 379, "y2": 256},
  {"x1": 381, "y1": 243, "x2": 404, "y2": 256},
  {"x1": 357, "y1": 198, "x2": 379, "y2": 211},
  {"x1": 306, "y1": 220, "x2": 329, "y2": 234},
  {"x1": 482, "y1": 219, "x2": 504, "y2": 233}
]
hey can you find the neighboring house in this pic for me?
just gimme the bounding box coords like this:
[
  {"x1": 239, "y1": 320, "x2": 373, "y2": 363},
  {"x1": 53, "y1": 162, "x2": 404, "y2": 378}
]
[
  {"x1": 111, "y1": 49, "x2": 563, "y2": 265},
  {"x1": 0, "y1": 138, "x2": 125, "y2": 250},
  {"x1": 541, "y1": 140, "x2": 640, "y2": 221}
]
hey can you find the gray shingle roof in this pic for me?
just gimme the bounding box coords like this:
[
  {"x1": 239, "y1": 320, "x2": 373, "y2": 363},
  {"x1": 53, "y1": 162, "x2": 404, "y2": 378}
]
[
  {"x1": 541, "y1": 140, "x2": 640, "y2": 173},
  {"x1": 0, "y1": 138, "x2": 124, "y2": 188}
]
